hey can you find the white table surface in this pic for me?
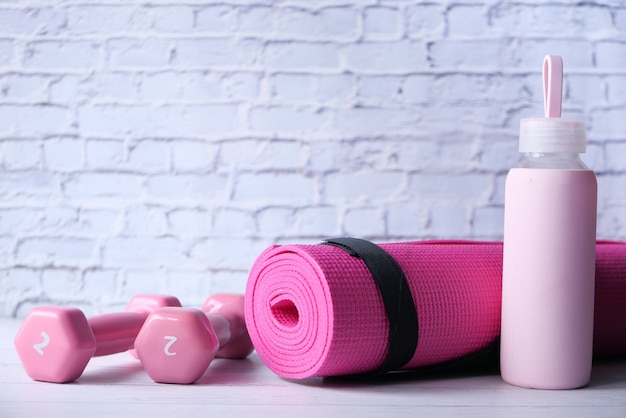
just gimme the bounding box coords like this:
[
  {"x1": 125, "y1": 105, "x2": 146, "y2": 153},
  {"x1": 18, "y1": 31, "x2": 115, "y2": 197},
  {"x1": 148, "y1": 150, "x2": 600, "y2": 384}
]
[{"x1": 1, "y1": 318, "x2": 626, "y2": 417}]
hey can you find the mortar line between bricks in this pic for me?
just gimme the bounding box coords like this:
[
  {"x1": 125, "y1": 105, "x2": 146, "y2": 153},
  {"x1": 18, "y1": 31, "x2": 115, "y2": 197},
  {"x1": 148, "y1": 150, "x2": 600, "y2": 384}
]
[
  {"x1": 13, "y1": 32, "x2": 626, "y2": 40},
  {"x1": 6, "y1": 68, "x2": 626, "y2": 76}
]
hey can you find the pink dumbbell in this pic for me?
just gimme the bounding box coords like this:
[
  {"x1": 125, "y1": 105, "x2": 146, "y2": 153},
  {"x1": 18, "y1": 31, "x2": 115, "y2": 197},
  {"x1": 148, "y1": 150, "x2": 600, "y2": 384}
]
[
  {"x1": 134, "y1": 293, "x2": 254, "y2": 384},
  {"x1": 14, "y1": 294, "x2": 182, "y2": 383}
]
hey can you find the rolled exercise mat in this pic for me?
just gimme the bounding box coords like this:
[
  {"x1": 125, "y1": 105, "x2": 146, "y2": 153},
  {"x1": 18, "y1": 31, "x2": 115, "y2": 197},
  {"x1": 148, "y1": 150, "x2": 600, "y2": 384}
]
[
  {"x1": 245, "y1": 238, "x2": 626, "y2": 379},
  {"x1": 594, "y1": 240, "x2": 626, "y2": 358}
]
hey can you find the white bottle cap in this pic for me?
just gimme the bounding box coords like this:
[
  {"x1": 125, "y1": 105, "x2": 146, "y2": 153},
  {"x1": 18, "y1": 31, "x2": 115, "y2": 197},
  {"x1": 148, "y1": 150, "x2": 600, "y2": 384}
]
[
  {"x1": 519, "y1": 55, "x2": 587, "y2": 154},
  {"x1": 519, "y1": 117, "x2": 587, "y2": 153}
]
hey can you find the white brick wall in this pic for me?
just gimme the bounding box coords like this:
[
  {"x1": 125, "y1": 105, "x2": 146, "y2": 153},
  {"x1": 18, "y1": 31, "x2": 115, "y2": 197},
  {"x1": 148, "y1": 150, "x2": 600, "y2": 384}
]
[{"x1": 1, "y1": 0, "x2": 625, "y2": 316}]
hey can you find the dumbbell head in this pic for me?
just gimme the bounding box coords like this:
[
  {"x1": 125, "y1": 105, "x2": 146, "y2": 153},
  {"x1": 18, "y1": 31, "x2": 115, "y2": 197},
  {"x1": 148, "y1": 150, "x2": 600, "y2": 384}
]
[
  {"x1": 135, "y1": 294, "x2": 254, "y2": 384},
  {"x1": 14, "y1": 294, "x2": 181, "y2": 383},
  {"x1": 134, "y1": 307, "x2": 220, "y2": 384},
  {"x1": 14, "y1": 306, "x2": 96, "y2": 383}
]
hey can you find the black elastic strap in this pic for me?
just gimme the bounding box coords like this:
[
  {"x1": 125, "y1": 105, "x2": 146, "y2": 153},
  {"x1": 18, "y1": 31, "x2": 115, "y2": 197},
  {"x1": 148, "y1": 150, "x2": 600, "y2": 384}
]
[{"x1": 323, "y1": 237, "x2": 419, "y2": 374}]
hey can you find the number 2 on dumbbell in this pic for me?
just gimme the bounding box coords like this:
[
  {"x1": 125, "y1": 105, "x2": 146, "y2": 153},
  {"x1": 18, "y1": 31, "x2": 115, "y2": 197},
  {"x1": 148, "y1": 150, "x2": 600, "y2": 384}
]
[
  {"x1": 33, "y1": 331, "x2": 50, "y2": 356},
  {"x1": 163, "y1": 335, "x2": 178, "y2": 356}
]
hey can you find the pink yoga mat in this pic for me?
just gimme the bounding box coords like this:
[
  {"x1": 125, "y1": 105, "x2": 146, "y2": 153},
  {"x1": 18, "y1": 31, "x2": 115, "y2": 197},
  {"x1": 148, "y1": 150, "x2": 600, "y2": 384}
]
[{"x1": 245, "y1": 239, "x2": 626, "y2": 379}]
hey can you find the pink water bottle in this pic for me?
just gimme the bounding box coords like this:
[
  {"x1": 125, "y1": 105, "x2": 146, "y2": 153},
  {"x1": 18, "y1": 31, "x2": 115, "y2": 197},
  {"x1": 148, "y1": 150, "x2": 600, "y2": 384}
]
[{"x1": 500, "y1": 55, "x2": 597, "y2": 389}]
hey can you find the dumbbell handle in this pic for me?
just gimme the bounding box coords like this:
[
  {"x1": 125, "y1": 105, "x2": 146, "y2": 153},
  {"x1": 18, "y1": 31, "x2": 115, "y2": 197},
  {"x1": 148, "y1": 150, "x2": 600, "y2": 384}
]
[
  {"x1": 88, "y1": 312, "x2": 146, "y2": 356},
  {"x1": 205, "y1": 313, "x2": 231, "y2": 350},
  {"x1": 203, "y1": 294, "x2": 253, "y2": 359}
]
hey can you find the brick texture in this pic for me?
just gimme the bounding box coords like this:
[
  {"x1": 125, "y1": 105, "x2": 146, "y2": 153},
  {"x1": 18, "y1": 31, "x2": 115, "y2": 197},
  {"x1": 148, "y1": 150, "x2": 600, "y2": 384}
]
[{"x1": 1, "y1": 0, "x2": 625, "y2": 316}]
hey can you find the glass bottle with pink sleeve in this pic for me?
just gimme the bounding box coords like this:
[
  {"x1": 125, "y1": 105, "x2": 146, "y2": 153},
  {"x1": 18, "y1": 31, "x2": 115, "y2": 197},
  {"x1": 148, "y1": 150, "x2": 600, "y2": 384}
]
[{"x1": 501, "y1": 55, "x2": 597, "y2": 389}]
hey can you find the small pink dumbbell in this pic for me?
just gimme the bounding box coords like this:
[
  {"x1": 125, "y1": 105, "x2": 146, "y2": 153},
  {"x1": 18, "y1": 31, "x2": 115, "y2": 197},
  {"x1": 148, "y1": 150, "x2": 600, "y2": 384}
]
[
  {"x1": 134, "y1": 293, "x2": 254, "y2": 384},
  {"x1": 14, "y1": 294, "x2": 182, "y2": 383}
]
